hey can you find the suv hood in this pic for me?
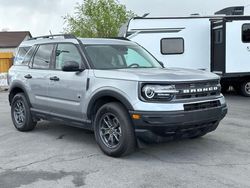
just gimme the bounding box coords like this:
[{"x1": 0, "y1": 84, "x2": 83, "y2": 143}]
[{"x1": 93, "y1": 68, "x2": 220, "y2": 82}]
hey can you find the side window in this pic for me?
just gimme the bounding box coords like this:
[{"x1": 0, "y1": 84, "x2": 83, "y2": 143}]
[
  {"x1": 55, "y1": 44, "x2": 82, "y2": 70},
  {"x1": 161, "y1": 38, "x2": 184, "y2": 55},
  {"x1": 14, "y1": 47, "x2": 31, "y2": 65},
  {"x1": 242, "y1": 24, "x2": 250, "y2": 43},
  {"x1": 22, "y1": 46, "x2": 36, "y2": 65},
  {"x1": 32, "y1": 44, "x2": 54, "y2": 69}
]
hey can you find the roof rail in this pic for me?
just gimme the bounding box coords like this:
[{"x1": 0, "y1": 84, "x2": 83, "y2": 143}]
[
  {"x1": 29, "y1": 34, "x2": 77, "y2": 40},
  {"x1": 105, "y1": 37, "x2": 130, "y2": 41}
]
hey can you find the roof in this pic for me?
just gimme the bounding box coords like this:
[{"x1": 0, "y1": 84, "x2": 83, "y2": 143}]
[
  {"x1": 19, "y1": 36, "x2": 135, "y2": 47},
  {"x1": 0, "y1": 31, "x2": 32, "y2": 48}
]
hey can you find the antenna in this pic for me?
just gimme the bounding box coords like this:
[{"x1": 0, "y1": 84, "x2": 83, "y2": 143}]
[{"x1": 49, "y1": 30, "x2": 53, "y2": 39}]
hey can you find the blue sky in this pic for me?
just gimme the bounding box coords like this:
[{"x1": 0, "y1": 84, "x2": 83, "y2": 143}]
[{"x1": 0, "y1": 0, "x2": 250, "y2": 36}]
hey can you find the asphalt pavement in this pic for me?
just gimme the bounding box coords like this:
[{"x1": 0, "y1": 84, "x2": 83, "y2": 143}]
[{"x1": 0, "y1": 91, "x2": 250, "y2": 188}]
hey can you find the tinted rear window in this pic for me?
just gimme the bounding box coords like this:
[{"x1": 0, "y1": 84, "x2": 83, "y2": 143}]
[{"x1": 14, "y1": 47, "x2": 31, "y2": 65}]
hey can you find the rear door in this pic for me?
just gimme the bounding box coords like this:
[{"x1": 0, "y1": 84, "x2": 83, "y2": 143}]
[
  {"x1": 28, "y1": 44, "x2": 54, "y2": 112},
  {"x1": 211, "y1": 19, "x2": 226, "y2": 74},
  {"x1": 47, "y1": 43, "x2": 88, "y2": 121}
]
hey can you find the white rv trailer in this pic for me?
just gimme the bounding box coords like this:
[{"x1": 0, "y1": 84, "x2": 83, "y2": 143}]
[{"x1": 121, "y1": 15, "x2": 250, "y2": 96}]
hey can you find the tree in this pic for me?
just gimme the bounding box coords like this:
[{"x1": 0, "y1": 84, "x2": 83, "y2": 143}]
[{"x1": 64, "y1": 0, "x2": 135, "y2": 38}]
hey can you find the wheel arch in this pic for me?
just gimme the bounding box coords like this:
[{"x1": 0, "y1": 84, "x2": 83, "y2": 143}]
[
  {"x1": 87, "y1": 90, "x2": 134, "y2": 120},
  {"x1": 9, "y1": 82, "x2": 31, "y2": 106}
]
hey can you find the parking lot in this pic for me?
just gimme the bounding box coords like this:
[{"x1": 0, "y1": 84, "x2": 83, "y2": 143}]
[{"x1": 0, "y1": 91, "x2": 250, "y2": 188}]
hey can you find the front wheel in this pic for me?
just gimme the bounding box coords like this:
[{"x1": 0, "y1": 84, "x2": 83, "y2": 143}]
[
  {"x1": 11, "y1": 93, "x2": 36, "y2": 131},
  {"x1": 94, "y1": 102, "x2": 136, "y2": 157}
]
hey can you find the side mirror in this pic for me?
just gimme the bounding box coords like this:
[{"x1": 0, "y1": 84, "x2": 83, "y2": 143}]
[{"x1": 62, "y1": 61, "x2": 82, "y2": 72}]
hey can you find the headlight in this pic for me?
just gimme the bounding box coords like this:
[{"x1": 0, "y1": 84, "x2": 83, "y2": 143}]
[{"x1": 141, "y1": 84, "x2": 178, "y2": 101}]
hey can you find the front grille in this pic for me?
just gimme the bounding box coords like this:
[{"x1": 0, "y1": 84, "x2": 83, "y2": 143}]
[
  {"x1": 184, "y1": 100, "x2": 221, "y2": 111},
  {"x1": 175, "y1": 80, "x2": 220, "y2": 99},
  {"x1": 176, "y1": 91, "x2": 219, "y2": 99}
]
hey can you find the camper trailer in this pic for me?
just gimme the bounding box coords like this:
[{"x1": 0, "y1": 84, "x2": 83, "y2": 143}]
[{"x1": 120, "y1": 7, "x2": 250, "y2": 97}]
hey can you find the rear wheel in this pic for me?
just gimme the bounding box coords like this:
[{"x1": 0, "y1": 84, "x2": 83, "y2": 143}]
[
  {"x1": 11, "y1": 93, "x2": 36, "y2": 131},
  {"x1": 240, "y1": 81, "x2": 250, "y2": 97},
  {"x1": 94, "y1": 102, "x2": 136, "y2": 157}
]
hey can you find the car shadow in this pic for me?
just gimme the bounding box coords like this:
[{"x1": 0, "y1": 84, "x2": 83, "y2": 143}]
[
  {"x1": 33, "y1": 121, "x2": 96, "y2": 147},
  {"x1": 33, "y1": 120, "x2": 231, "y2": 163}
]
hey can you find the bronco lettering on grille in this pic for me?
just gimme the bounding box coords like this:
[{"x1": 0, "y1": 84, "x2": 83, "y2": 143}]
[{"x1": 182, "y1": 86, "x2": 219, "y2": 94}]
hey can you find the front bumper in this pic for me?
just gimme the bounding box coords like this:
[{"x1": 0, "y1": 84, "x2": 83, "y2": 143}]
[{"x1": 130, "y1": 105, "x2": 227, "y2": 142}]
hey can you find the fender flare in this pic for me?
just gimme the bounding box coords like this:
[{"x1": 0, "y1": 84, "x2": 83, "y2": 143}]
[
  {"x1": 87, "y1": 90, "x2": 134, "y2": 119},
  {"x1": 9, "y1": 82, "x2": 31, "y2": 106}
]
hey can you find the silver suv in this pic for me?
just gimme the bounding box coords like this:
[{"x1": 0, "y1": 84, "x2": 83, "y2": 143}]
[{"x1": 8, "y1": 34, "x2": 227, "y2": 157}]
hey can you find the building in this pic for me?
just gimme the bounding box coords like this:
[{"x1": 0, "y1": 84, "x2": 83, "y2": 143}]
[
  {"x1": 0, "y1": 31, "x2": 32, "y2": 73},
  {"x1": 0, "y1": 31, "x2": 32, "y2": 53}
]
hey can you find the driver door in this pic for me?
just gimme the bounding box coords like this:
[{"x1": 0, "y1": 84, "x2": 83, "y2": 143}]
[{"x1": 47, "y1": 43, "x2": 88, "y2": 121}]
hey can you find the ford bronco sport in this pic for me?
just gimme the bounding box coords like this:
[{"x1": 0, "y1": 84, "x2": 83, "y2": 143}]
[{"x1": 8, "y1": 34, "x2": 227, "y2": 157}]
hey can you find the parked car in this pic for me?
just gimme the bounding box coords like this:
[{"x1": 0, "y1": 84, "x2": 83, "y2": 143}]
[{"x1": 8, "y1": 34, "x2": 227, "y2": 157}]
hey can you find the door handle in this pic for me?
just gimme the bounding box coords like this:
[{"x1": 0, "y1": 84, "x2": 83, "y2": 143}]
[
  {"x1": 24, "y1": 74, "x2": 32, "y2": 79},
  {"x1": 50, "y1": 76, "x2": 60, "y2": 81}
]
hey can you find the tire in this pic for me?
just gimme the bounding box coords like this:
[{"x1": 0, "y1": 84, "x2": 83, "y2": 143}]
[
  {"x1": 94, "y1": 102, "x2": 136, "y2": 157},
  {"x1": 240, "y1": 81, "x2": 250, "y2": 97},
  {"x1": 11, "y1": 93, "x2": 36, "y2": 131}
]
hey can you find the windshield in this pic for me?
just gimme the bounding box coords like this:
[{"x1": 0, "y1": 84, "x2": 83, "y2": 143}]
[{"x1": 84, "y1": 45, "x2": 162, "y2": 69}]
